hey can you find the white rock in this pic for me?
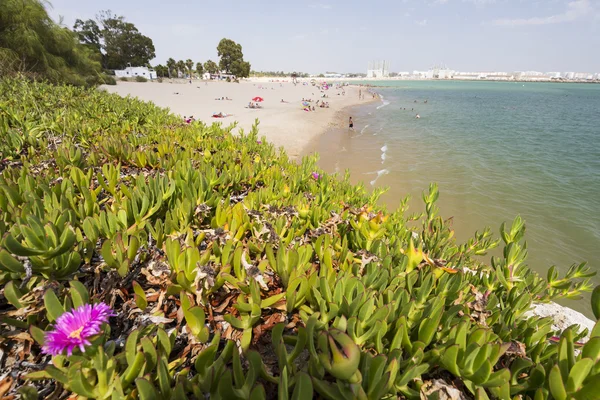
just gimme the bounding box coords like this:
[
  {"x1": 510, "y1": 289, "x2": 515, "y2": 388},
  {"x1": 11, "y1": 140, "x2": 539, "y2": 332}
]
[{"x1": 525, "y1": 302, "x2": 596, "y2": 340}]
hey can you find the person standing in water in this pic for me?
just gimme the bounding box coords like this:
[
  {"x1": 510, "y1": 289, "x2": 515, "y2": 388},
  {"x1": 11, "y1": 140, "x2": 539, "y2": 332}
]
[{"x1": 349, "y1": 117, "x2": 354, "y2": 130}]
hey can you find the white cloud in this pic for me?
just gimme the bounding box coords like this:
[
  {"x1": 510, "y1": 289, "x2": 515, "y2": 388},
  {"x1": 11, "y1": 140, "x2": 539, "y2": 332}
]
[
  {"x1": 493, "y1": 0, "x2": 592, "y2": 26},
  {"x1": 416, "y1": 19, "x2": 428, "y2": 26},
  {"x1": 309, "y1": 3, "x2": 332, "y2": 9}
]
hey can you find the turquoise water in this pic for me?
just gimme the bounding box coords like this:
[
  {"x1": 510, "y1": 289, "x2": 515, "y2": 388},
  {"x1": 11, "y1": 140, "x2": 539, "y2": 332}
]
[{"x1": 308, "y1": 81, "x2": 600, "y2": 317}]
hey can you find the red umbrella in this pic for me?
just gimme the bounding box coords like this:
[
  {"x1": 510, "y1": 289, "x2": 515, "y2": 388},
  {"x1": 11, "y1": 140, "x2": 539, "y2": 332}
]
[{"x1": 252, "y1": 97, "x2": 264, "y2": 102}]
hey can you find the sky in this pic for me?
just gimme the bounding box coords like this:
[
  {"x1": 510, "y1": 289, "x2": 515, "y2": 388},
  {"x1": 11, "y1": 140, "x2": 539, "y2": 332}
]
[{"x1": 48, "y1": 0, "x2": 600, "y2": 74}]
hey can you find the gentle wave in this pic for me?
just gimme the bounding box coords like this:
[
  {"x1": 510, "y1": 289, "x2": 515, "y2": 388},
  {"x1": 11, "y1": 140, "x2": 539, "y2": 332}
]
[
  {"x1": 369, "y1": 169, "x2": 390, "y2": 186},
  {"x1": 359, "y1": 125, "x2": 369, "y2": 135},
  {"x1": 376, "y1": 95, "x2": 390, "y2": 110},
  {"x1": 341, "y1": 81, "x2": 600, "y2": 315},
  {"x1": 376, "y1": 100, "x2": 390, "y2": 110}
]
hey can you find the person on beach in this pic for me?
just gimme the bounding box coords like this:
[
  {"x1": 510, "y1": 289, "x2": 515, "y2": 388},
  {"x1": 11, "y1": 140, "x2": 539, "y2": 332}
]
[
  {"x1": 349, "y1": 117, "x2": 354, "y2": 130},
  {"x1": 415, "y1": 114, "x2": 420, "y2": 119}
]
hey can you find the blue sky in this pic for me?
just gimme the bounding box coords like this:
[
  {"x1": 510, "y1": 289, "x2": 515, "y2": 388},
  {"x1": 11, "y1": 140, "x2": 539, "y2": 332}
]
[{"x1": 48, "y1": 0, "x2": 600, "y2": 73}]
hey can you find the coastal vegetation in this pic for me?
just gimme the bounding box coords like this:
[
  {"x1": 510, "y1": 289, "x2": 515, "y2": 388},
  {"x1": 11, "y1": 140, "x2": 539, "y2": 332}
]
[
  {"x1": 155, "y1": 39, "x2": 251, "y2": 80},
  {"x1": 217, "y1": 38, "x2": 251, "y2": 78},
  {"x1": 0, "y1": 0, "x2": 105, "y2": 86},
  {"x1": 1, "y1": 78, "x2": 599, "y2": 399},
  {"x1": 250, "y1": 71, "x2": 311, "y2": 78},
  {"x1": 73, "y1": 10, "x2": 156, "y2": 70}
]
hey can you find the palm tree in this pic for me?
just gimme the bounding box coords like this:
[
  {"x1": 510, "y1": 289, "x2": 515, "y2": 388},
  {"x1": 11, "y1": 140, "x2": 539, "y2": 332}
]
[
  {"x1": 166, "y1": 58, "x2": 176, "y2": 78},
  {"x1": 176, "y1": 60, "x2": 185, "y2": 78},
  {"x1": 154, "y1": 64, "x2": 168, "y2": 77},
  {"x1": 195, "y1": 62, "x2": 204, "y2": 77},
  {"x1": 204, "y1": 60, "x2": 219, "y2": 75},
  {"x1": 185, "y1": 59, "x2": 194, "y2": 78}
]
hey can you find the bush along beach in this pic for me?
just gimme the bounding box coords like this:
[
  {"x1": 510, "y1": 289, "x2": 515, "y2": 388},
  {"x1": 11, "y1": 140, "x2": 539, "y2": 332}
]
[{"x1": 0, "y1": 78, "x2": 599, "y2": 399}]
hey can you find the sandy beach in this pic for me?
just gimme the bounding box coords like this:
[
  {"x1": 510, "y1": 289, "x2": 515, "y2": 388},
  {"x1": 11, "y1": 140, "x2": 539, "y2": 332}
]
[{"x1": 102, "y1": 79, "x2": 372, "y2": 158}]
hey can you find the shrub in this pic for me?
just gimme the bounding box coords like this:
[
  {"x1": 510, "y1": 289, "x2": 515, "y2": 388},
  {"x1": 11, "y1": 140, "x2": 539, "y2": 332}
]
[
  {"x1": 135, "y1": 75, "x2": 147, "y2": 82},
  {"x1": 156, "y1": 77, "x2": 163, "y2": 83},
  {"x1": 101, "y1": 74, "x2": 117, "y2": 85},
  {"x1": 0, "y1": 78, "x2": 597, "y2": 399},
  {"x1": 119, "y1": 77, "x2": 128, "y2": 81}
]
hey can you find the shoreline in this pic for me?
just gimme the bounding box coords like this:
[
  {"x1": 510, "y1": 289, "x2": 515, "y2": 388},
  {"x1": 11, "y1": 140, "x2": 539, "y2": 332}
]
[
  {"x1": 300, "y1": 85, "x2": 598, "y2": 331},
  {"x1": 300, "y1": 89, "x2": 381, "y2": 158}
]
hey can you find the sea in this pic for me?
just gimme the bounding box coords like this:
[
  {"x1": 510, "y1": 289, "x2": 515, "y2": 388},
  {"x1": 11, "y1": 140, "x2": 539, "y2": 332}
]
[{"x1": 306, "y1": 80, "x2": 600, "y2": 317}]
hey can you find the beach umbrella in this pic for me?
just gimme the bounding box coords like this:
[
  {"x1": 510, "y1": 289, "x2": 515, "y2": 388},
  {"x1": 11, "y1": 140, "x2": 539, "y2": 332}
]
[{"x1": 252, "y1": 97, "x2": 264, "y2": 102}]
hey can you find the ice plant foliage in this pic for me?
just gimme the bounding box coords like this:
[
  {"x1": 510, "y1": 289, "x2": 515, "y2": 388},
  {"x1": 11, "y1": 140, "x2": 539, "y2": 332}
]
[
  {"x1": 1, "y1": 80, "x2": 599, "y2": 399},
  {"x1": 42, "y1": 303, "x2": 114, "y2": 356}
]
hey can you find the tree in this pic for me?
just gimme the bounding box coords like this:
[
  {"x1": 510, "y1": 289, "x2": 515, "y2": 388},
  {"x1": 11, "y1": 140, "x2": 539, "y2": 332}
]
[
  {"x1": 204, "y1": 60, "x2": 219, "y2": 75},
  {"x1": 185, "y1": 59, "x2": 194, "y2": 77},
  {"x1": 73, "y1": 18, "x2": 102, "y2": 53},
  {"x1": 176, "y1": 60, "x2": 186, "y2": 77},
  {"x1": 216, "y1": 38, "x2": 250, "y2": 78},
  {"x1": 1, "y1": 0, "x2": 102, "y2": 86},
  {"x1": 230, "y1": 59, "x2": 251, "y2": 79},
  {"x1": 154, "y1": 64, "x2": 168, "y2": 77},
  {"x1": 195, "y1": 62, "x2": 204, "y2": 77},
  {"x1": 166, "y1": 58, "x2": 176, "y2": 78},
  {"x1": 73, "y1": 10, "x2": 155, "y2": 70}
]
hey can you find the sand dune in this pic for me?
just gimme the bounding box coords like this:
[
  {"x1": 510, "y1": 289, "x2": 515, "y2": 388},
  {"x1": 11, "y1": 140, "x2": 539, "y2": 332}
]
[{"x1": 102, "y1": 79, "x2": 368, "y2": 157}]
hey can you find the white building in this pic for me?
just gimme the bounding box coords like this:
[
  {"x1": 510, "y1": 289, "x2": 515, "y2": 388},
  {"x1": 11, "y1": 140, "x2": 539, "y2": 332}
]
[
  {"x1": 425, "y1": 66, "x2": 454, "y2": 79},
  {"x1": 574, "y1": 72, "x2": 592, "y2": 80},
  {"x1": 367, "y1": 61, "x2": 390, "y2": 78},
  {"x1": 114, "y1": 66, "x2": 156, "y2": 80}
]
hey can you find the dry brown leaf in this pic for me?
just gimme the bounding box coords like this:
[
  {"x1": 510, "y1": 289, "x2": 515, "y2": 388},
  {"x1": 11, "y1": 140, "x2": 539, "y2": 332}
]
[{"x1": 0, "y1": 376, "x2": 13, "y2": 398}]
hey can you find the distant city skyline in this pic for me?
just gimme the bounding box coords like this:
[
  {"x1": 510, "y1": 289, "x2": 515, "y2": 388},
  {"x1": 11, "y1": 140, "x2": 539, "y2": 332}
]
[{"x1": 48, "y1": 0, "x2": 600, "y2": 74}]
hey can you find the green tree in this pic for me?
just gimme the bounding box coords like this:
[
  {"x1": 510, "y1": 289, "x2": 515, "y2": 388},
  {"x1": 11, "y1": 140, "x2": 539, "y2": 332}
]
[
  {"x1": 195, "y1": 62, "x2": 204, "y2": 77},
  {"x1": 204, "y1": 60, "x2": 219, "y2": 75},
  {"x1": 185, "y1": 58, "x2": 194, "y2": 77},
  {"x1": 231, "y1": 59, "x2": 251, "y2": 79},
  {"x1": 73, "y1": 18, "x2": 102, "y2": 53},
  {"x1": 176, "y1": 60, "x2": 186, "y2": 77},
  {"x1": 154, "y1": 64, "x2": 168, "y2": 77},
  {"x1": 216, "y1": 38, "x2": 250, "y2": 78},
  {"x1": 73, "y1": 10, "x2": 155, "y2": 70},
  {"x1": 166, "y1": 58, "x2": 176, "y2": 78},
  {"x1": 1, "y1": 0, "x2": 102, "y2": 86}
]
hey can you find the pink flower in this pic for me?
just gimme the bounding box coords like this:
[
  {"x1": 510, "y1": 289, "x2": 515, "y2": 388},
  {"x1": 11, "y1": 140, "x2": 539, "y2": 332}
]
[
  {"x1": 257, "y1": 140, "x2": 262, "y2": 144},
  {"x1": 312, "y1": 172, "x2": 320, "y2": 180},
  {"x1": 42, "y1": 303, "x2": 114, "y2": 356}
]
